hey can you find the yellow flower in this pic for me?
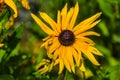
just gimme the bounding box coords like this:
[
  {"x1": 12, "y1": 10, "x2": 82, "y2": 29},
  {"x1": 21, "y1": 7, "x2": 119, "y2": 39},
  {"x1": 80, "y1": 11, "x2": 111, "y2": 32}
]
[
  {"x1": 19, "y1": 0, "x2": 30, "y2": 10},
  {"x1": 0, "y1": 0, "x2": 17, "y2": 18},
  {"x1": 36, "y1": 59, "x2": 54, "y2": 74},
  {"x1": 0, "y1": 43, "x2": 4, "y2": 47},
  {"x1": 5, "y1": 15, "x2": 15, "y2": 27},
  {"x1": 31, "y1": 2, "x2": 103, "y2": 74}
]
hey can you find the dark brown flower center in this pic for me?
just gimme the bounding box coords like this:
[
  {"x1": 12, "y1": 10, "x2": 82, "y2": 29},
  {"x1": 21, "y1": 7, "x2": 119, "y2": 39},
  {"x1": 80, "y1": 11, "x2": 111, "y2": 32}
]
[{"x1": 58, "y1": 30, "x2": 75, "y2": 46}]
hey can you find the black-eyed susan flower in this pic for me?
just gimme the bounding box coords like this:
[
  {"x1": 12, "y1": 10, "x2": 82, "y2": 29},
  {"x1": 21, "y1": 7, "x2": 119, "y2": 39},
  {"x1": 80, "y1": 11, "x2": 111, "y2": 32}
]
[
  {"x1": 31, "y1": 2, "x2": 103, "y2": 74},
  {"x1": 19, "y1": 0, "x2": 30, "y2": 10},
  {"x1": 0, "y1": 0, "x2": 17, "y2": 18}
]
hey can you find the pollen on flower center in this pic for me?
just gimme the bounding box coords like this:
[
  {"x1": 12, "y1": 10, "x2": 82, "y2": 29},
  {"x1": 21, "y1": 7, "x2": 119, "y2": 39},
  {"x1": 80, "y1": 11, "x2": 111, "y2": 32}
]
[{"x1": 58, "y1": 30, "x2": 75, "y2": 46}]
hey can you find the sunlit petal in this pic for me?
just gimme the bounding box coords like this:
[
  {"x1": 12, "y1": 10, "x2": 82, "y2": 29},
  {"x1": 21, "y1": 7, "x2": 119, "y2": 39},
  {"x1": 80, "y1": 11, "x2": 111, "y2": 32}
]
[
  {"x1": 73, "y1": 12, "x2": 102, "y2": 32},
  {"x1": 4, "y1": 0, "x2": 17, "y2": 18},
  {"x1": 57, "y1": 10, "x2": 62, "y2": 32},
  {"x1": 63, "y1": 8, "x2": 74, "y2": 30},
  {"x1": 20, "y1": 0, "x2": 30, "y2": 10},
  {"x1": 61, "y1": 46, "x2": 71, "y2": 72},
  {"x1": 66, "y1": 47, "x2": 75, "y2": 73},
  {"x1": 31, "y1": 13, "x2": 55, "y2": 35},
  {"x1": 84, "y1": 50, "x2": 100, "y2": 65},
  {"x1": 54, "y1": 59, "x2": 59, "y2": 66},
  {"x1": 58, "y1": 58, "x2": 64, "y2": 74},
  {"x1": 39, "y1": 12, "x2": 59, "y2": 34},
  {"x1": 79, "y1": 61, "x2": 86, "y2": 71},
  {"x1": 76, "y1": 36, "x2": 95, "y2": 45},
  {"x1": 61, "y1": 3, "x2": 67, "y2": 27},
  {"x1": 69, "y1": 2, "x2": 79, "y2": 30},
  {"x1": 72, "y1": 44, "x2": 82, "y2": 66},
  {"x1": 77, "y1": 31, "x2": 100, "y2": 37},
  {"x1": 54, "y1": 47, "x2": 61, "y2": 60},
  {"x1": 89, "y1": 47, "x2": 103, "y2": 56},
  {"x1": 48, "y1": 37, "x2": 61, "y2": 54},
  {"x1": 74, "y1": 20, "x2": 101, "y2": 35}
]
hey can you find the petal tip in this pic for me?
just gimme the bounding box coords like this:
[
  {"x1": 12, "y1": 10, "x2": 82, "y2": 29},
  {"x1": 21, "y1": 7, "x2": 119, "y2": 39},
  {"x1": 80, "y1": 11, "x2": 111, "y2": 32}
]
[
  {"x1": 97, "y1": 12, "x2": 102, "y2": 16},
  {"x1": 39, "y1": 12, "x2": 44, "y2": 16}
]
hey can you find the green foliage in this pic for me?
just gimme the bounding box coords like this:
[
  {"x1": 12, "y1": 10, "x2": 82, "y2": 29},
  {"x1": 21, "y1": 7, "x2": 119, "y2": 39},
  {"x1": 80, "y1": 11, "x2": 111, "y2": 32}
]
[
  {"x1": 0, "y1": 0, "x2": 120, "y2": 80},
  {"x1": 0, "y1": 75, "x2": 14, "y2": 80}
]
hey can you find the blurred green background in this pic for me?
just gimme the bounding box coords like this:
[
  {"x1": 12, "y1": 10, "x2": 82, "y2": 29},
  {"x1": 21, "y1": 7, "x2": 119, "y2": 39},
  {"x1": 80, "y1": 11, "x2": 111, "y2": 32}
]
[{"x1": 0, "y1": 0, "x2": 120, "y2": 80}]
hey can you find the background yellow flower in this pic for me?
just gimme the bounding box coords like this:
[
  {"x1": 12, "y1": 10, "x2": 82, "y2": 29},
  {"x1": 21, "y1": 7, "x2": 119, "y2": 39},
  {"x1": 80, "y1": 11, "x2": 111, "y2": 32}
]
[
  {"x1": 1, "y1": 0, "x2": 18, "y2": 18},
  {"x1": 0, "y1": 43, "x2": 4, "y2": 47},
  {"x1": 19, "y1": 0, "x2": 30, "y2": 10}
]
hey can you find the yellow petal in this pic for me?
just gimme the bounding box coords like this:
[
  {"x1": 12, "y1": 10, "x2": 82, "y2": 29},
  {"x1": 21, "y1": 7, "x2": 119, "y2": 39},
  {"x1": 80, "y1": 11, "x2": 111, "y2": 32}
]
[
  {"x1": 61, "y1": 3, "x2": 67, "y2": 27},
  {"x1": 75, "y1": 36, "x2": 95, "y2": 44},
  {"x1": 54, "y1": 58, "x2": 59, "y2": 66},
  {"x1": 48, "y1": 37, "x2": 60, "y2": 54},
  {"x1": 42, "y1": 36, "x2": 51, "y2": 41},
  {"x1": 73, "y1": 40, "x2": 86, "y2": 51},
  {"x1": 54, "y1": 47, "x2": 60, "y2": 60},
  {"x1": 41, "y1": 37, "x2": 53, "y2": 49},
  {"x1": 30, "y1": 13, "x2": 55, "y2": 35},
  {"x1": 39, "y1": 12, "x2": 58, "y2": 34},
  {"x1": 38, "y1": 65, "x2": 49, "y2": 74},
  {"x1": 72, "y1": 43, "x2": 82, "y2": 66},
  {"x1": 63, "y1": 8, "x2": 74, "y2": 30},
  {"x1": 72, "y1": 48, "x2": 80, "y2": 66},
  {"x1": 57, "y1": 10, "x2": 62, "y2": 32},
  {"x1": 78, "y1": 31, "x2": 100, "y2": 37},
  {"x1": 5, "y1": 15, "x2": 15, "y2": 27},
  {"x1": 75, "y1": 41, "x2": 100, "y2": 65},
  {"x1": 66, "y1": 47, "x2": 75, "y2": 73},
  {"x1": 84, "y1": 50, "x2": 100, "y2": 65},
  {"x1": 69, "y1": 2, "x2": 79, "y2": 30},
  {"x1": 54, "y1": 58, "x2": 60, "y2": 66},
  {"x1": 74, "y1": 20, "x2": 101, "y2": 35},
  {"x1": 61, "y1": 46, "x2": 71, "y2": 73},
  {"x1": 41, "y1": 40, "x2": 49, "y2": 49},
  {"x1": 79, "y1": 61, "x2": 86, "y2": 71},
  {"x1": 73, "y1": 12, "x2": 102, "y2": 32},
  {"x1": 20, "y1": 0, "x2": 30, "y2": 10},
  {"x1": 73, "y1": 40, "x2": 95, "y2": 62},
  {"x1": 4, "y1": 0, "x2": 17, "y2": 18},
  {"x1": 90, "y1": 47, "x2": 103, "y2": 56},
  {"x1": 58, "y1": 58, "x2": 64, "y2": 74},
  {"x1": 48, "y1": 61, "x2": 54, "y2": 72}
]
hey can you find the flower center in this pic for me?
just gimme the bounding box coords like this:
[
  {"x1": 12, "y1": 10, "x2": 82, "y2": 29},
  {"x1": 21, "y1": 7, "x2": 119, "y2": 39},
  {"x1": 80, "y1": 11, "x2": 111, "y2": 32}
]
[{"x1": 58, "y1": 30, "x2": 75, "y2": 46}]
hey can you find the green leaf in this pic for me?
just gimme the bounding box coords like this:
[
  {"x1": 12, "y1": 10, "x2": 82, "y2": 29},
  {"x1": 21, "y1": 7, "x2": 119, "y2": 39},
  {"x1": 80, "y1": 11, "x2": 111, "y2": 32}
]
[
  {"x1": 15, "y1": 24, "x2": 24, "y2": 39},
  {"x1": 0, "y1": 75, "x2": 14, "y2": 80},
  {"x1": 36, "y1": 48, "x2": 46, "y2": 64},
  {"x1": 0, "y1": 49, "x2": 6, "y2": 63},
  {"x1": 64, "y1": 70, "x2": 75, "y2": 80},
  {"x1": 7, "y1": 43, "x2": 20, "y2": 59},
  {"x1": 112, "y1": 34, "x2": 120, "y2": 43},
  {"x1": 106, "y1": 65, "x2": 120, "y2": 80},
  {"x1": 96, "y1": 45, "x2": 119, "y2": 66},
  {"x1": 0, "y1": 9, "x2": 9, "y2": 22},
  {"x1": 98, "y1": 21, "x2": 109, "y2": 37},
  {"x1": 98, "y1": 0, "x2": 114, "y2": 19}
]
